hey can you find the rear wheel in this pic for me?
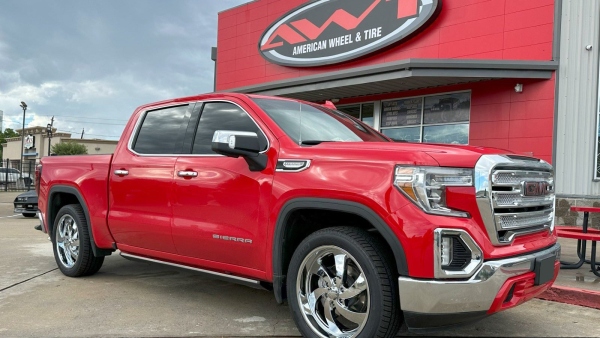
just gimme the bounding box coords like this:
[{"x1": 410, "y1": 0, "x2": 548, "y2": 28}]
[
  {"x1": 287, "y1": 227, "x2": 402, "y2": 338},
  {"x1": 52, "y1": 204, "x2": 104, "y2": 277}
]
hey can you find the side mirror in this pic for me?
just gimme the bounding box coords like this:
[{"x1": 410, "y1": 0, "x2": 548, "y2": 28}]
[{"x1": 212, "y1": 130, "x2": 268, "y2": 171}]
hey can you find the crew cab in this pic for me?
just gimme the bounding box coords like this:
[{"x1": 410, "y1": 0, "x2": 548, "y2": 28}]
[{"x1": 37, "y1": 93, "x2": 559, "y2": 338}]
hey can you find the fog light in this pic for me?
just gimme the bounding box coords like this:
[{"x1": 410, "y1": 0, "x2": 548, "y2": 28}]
[{"x1": 441, "y1": 236, "x2": 452, "y2": 267}]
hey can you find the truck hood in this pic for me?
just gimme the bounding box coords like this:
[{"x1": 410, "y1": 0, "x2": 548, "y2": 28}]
[{"x1": 310, "y1": 142, "x2": 512, "y2": 168}]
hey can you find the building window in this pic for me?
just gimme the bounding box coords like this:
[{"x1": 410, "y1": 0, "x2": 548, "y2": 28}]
[
  {"x1": 338, "y1": 103, "x2": 375, "y2": 127},
  {"x1": 380, "y1": 91, "x2": 471, "y2": 144}
]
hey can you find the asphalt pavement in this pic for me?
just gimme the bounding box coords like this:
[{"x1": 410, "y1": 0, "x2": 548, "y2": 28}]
[{"x1": 1, "y1": 191, "x2": 600, "y2": 337}]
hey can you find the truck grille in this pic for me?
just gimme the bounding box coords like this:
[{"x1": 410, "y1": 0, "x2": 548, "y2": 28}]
[{"x1": 475, "y1": 155, "x2": 555, "y2": 246}]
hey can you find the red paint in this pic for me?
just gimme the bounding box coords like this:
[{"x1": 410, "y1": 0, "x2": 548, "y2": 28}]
[
  {"x1": 488, "y1": 261, "x2": 560, "y2": 314},
  {"x1": 537, "y1": 285, "x2": 600, "y2": 311},
  {"x1": 289, "y1": 0, "x2": 381, "y2": 41},
  {"x1": 569, "y1": 206, "x2": 600, "y2": 213},
  {"x1": 396, "y1": 0, "x2": 418, "y2": 19}
]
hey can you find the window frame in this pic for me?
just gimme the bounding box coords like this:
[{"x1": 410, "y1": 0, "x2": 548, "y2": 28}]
[
  {"x1": 128, "y1": 103, "x2": 194, "y2": 156},
  {"x1": 595, "y1": 56, "x2": 600, "y2": 180},
  {"x1": 379, "y1": 90, "x2": 471, "y2": 144}
]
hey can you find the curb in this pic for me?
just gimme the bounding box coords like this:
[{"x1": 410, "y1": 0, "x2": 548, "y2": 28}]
[{"x1": 536, "y1": 285, "x2": 600, "y2": 310}]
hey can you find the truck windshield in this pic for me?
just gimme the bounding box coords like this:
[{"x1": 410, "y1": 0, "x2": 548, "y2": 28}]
[{"x1": 252, "y1": 98, "x2": 389, "y2": 144}]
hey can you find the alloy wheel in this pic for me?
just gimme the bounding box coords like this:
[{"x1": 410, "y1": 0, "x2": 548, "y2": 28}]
[
  {"x1": 296, "y1": 245, "x2": 370, "y2": 338},
  {"x1": 55, "y1": 214, "x2": 80, "y2": 268}
]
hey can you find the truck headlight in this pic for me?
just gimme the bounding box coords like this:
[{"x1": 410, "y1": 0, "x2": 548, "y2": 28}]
[{"x1": 394, "y1": 166, "x2": 473, "y2": 218}]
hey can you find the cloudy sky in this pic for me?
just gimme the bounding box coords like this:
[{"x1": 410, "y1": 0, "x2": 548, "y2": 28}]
[{"x1": 0, "y1": 0, "x2": 248, "y2": 140}]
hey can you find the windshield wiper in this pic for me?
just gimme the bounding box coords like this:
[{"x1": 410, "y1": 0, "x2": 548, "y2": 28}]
[{"x1": 300, "y1": 140, "x2": 332, "y2": 145}]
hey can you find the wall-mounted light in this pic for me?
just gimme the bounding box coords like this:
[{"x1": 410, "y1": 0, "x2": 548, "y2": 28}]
[
  {"x1": 514, "y1": 83, "x2": 523, "y2": 93},
  {"x1": 586, "y1": 45, "x2": 593, "y2": 51}
]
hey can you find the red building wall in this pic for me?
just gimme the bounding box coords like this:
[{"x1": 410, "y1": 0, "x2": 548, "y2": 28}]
[
  {"x1": 216, "y1": 0, "x2": 555, "y2": 90},
  {"x1": 216, "y1": 0, "x2": 556, "y2": 163},
  {"x1": 338, "y1": 77, "x2": 555, "y2": 164}
]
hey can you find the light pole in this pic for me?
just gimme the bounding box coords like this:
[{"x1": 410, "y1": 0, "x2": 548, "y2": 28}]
[
  {"x1": 46, "y1": 123, "x2": 53, "y2": 156},
  {"x1": 19, "y1": 101, "x2": 27, "y2": 179}
]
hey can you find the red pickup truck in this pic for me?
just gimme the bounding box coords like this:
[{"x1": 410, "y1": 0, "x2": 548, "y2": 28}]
[{"x1": 37, "y1": 93, "x2": 559, "y2": 338}]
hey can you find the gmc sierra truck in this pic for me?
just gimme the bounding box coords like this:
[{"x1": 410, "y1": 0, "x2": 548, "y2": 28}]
[{"x1": 37, "y1": 93, "x2": 560, "y2": 338}]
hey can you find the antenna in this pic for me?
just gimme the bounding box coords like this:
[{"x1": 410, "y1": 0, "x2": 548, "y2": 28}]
[{"x1": 81, "y1": 128, "x2": 84, "y2": 139}]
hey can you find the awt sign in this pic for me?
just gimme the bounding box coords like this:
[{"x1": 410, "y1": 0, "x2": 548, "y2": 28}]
[{"x1": 259, "y1": 0, "x2": 441, "y2": 67}]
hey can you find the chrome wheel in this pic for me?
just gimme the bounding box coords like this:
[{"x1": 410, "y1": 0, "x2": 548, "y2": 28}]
[
  {"x1": 296, "y1": 245, "x2": 369, "y2": 338},
  {"x1": 55, "y1": 214, "x2": 80, "y2": 268}
]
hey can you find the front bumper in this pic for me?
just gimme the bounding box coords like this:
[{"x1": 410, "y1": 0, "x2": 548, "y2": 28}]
[
  {"x1": 399, "y1": 243, "x2": 561, "y2": 330},
  {"x1": 14, "y1": 207, "x2": 37, "y2": 213}
]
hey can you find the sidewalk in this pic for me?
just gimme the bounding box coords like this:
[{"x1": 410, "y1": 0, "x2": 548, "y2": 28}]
[{"x1": 537, "y1": 237, "x2": 600, "y2": 309}]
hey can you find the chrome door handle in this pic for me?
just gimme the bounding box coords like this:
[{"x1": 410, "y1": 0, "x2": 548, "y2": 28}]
[
  {"x1": 177, "y1": 171, "x2": 198, "y2": 178},
  {"x1": 114, "y1": 170, "x2": 129, "y2": 176}
]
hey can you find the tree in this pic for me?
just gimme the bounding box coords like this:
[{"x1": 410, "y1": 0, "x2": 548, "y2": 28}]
[
  {"x1": 0, "y1": 128, "x2": 20, "y2": 161},
  {"x1": 51, "y1": 142, "x2": 88, "y2": 155}
]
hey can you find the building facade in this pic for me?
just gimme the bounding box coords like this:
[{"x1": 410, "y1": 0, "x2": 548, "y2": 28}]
[
  {"x1": 1, "y1": 126, "x2": 117, "y2": 170},
  {"x1": 216, "y1": 0, "x2": 600, "y2": 226}
]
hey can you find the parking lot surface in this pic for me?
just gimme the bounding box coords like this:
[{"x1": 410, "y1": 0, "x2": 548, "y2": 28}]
[{"x1": 1, "y1": 191, "x2": 600, "y2": 337}]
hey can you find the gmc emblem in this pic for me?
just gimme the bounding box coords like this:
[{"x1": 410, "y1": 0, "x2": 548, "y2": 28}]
[{"x1": 523, "y1": 182, "x2": 550, "y2": 197}]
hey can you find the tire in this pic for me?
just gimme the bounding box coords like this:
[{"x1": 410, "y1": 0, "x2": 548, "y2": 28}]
[
  {"x1": 287, "y1": 227, "x2": 402, "y2": 338},
  {"x1": 23, "y1": 213, "x2": 36, "y2": 218},
  {"x1": 52, "y1": 204, "x2": 104, "y2": 277}
]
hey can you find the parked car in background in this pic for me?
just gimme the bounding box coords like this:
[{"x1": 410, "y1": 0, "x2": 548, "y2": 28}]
[
  {"x1": 0, "y1": 167, "x2": 33, "y2": 187},
  {"x1": 14, "y1": 190, "x2": 38, "y2": 217}
]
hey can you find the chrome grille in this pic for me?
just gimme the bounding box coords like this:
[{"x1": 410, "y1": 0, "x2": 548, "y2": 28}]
[
  {"x1": 495, "y1": 210, "x2": 554, "y2": 230},
  {"x1": 475, "y1": 155, "x2": 555, "y2": 246}
]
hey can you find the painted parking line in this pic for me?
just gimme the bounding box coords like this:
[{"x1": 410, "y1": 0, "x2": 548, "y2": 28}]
[{"x1": 0, "y1": 215, "x2": 20, "y2": 219}]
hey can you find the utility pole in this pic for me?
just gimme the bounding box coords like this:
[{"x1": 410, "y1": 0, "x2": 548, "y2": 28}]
[
  {"x1": 46, "y1": 116, "x2": 54, "y2": 156},
  {"x1": 81, "y1": 128, "x2": 84, "y2": 139},
  {"x1": 19, "y1": 101, "x2": 27, "y2": 179}
]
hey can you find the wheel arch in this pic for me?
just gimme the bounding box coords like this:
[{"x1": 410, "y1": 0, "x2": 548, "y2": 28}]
[
  {"x1": 272, "y1": 198, "x2": 408, "y2": 304},
  {"x1": 47, "y1": 185, "x2": 113, "y2": 257}
]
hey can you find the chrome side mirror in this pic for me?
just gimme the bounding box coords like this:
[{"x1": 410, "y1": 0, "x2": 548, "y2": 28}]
[{"x1": 212, "y1": 130, "x2": 267, "y2": 171}]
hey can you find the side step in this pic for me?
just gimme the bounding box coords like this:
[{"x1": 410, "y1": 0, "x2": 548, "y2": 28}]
[{"x1": 119, "y1": 252, "x2": 267, "y2": 290}]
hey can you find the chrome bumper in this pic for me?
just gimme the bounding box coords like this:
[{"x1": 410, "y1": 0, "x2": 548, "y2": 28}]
[{"x1": 398, "y1": 243, "x2": 561, "y2": 315}]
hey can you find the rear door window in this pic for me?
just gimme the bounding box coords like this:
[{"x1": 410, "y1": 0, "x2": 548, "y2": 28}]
[{"x1": 132, "y1": 105, "x2": 191, "y2": 154}]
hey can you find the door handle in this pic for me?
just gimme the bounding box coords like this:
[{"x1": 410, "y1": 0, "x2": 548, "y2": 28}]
[
  {"x1": 177, "y1": 171, "x2": 198, "y2": 178},
  {"x1": 114, "y1": 170, "x2": 129, "y2": 176}
]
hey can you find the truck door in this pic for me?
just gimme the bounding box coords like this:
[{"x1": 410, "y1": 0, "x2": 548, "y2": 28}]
[
  {"x1": 171, "y1": 100, "x2": 274, "y2": 272},
  {"x1": 108, "y1": 104, "x2": 193, "y2": 254}
]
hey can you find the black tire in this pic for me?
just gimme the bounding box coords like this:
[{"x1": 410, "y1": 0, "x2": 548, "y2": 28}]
[
  {"x1": 287, "y1": 227, "x2": 402, "y2": 338},
  {"x1": 52, "y1": 204, "x2": 104, "y2": 277},
  {"x1": 22, "y1": 213, "x2": 36, "y2": 218}
]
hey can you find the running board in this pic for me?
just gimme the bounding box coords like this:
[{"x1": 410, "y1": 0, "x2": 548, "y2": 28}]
[{"x1": 119, "y1": 252, "x2": 266, "y2": 290}]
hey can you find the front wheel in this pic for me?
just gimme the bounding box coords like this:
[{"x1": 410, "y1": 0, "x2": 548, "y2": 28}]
[
  {"x1": 22, "y1": 213, "x2": 36, "y2": 218},
  {"x1": 52, "y1": 204, "x2": 104, "y2": 277},
  {"x1": 287, "y1": 227, "x2": 402, "y2": 338}
]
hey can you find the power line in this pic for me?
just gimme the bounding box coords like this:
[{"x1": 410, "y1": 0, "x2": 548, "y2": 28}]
[
  {"x1": 35, "y1": 114, "x2": 129, "y2": 122},
  {"x1": 56, "y1": 130, "x2": 120, "y2": 138},
  {"x1": 1, "y1": 117, "x2": 126, "y2": 126}
]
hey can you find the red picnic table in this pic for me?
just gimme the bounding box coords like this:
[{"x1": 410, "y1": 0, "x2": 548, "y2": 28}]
[{"x1": 557, "y1": 206, "x2": 600, "y2": 277}]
